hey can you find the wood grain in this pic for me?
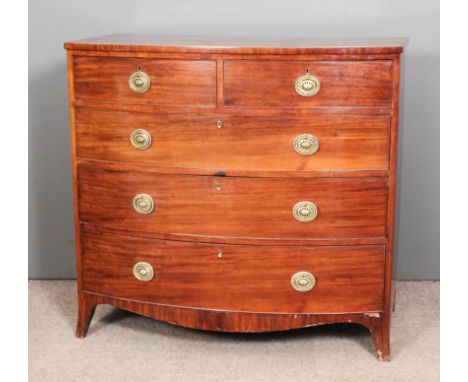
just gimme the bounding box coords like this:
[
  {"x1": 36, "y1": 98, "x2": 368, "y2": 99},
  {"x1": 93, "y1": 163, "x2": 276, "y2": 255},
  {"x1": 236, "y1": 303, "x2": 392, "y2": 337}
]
[
  {"x1": 64, "y1": 34, "x2": 407, "y2": 55},
  {"x1": 73, "y1": 56, "x2": 216, "y2": 107},
  {"x1": 76, "y1": 157, "x2": 390, "y2": 181},
  {"x1": 81, "y1": 228, "x2": 385, "y2": 313},
  {"x1": 65, "y1": 35, "x2": 405, "y2": 361},
  {"x1": 77, "y1": 166, "x2": 389, "y2": 241},
  {"x1": 380, "y1": 56, "x2": 402, "y2": 361},
  {"x1": 224, "y1": 60, "x2": 393, "y2": 108},
  {"x1": 75, "y1": 108, "x2": 391, "y2": 172},
  {"x1": 66, "y1": 52, "x2": 83, "y2": 293},
  {"x1": 79, "y1": 222, "x2": 387, "y2": 247},
  {"x1": 78, "y1": 289, "x2": 390, "y2": 360},
  {"x1": 73, "y1": 99, "x2": 393, "y2": 116}
]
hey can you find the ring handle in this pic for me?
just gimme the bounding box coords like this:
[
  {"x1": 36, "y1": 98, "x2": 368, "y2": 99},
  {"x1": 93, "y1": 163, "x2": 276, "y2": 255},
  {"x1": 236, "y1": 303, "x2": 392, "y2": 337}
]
[
  {"x1": 291, "y1": 271, "x2": 316, "y2": 292},
  {"x1": 133, "y1": 262, "x2": 155, "y2": 282},
  {"x1": 130, "y1": 129, "x2": 152, "y2": 150},
  {"x1": 295, "y1": 68, "x2": 320, "y2": 97},
  {"x1": 133, "y1": 194, "x2": 155, "y2": 215},
  {"x1": 129, "y1": 65, "x2": 151, "y2": 93},
  {"x1": 293, "y1": 134, "x2": 319, "y2": 156},
  {"x1": 292, "y1": 201, "x2": 318, "y2": 222}
]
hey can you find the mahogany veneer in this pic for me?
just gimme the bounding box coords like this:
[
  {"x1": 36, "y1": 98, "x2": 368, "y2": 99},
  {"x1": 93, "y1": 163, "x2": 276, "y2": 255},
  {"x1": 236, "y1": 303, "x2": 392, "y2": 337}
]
[
  {"x1": 65, "y1": 35, "x2": 406, "y2": 361},
  {"x1": 74, "y1": 57, "x2": 217, "y2": 107},
  {"x1": 75, "y1": 109, "x2": 391, "y2": 172},
  {"x1": 81, "y1": 228, "x2": 385, "y2": 313},
  {"x1": 223, "y1": 60, "x2": 393, "y2": 108},
  {"x1": 78, "y1": 167, "x2": 389, "y2": 241}
]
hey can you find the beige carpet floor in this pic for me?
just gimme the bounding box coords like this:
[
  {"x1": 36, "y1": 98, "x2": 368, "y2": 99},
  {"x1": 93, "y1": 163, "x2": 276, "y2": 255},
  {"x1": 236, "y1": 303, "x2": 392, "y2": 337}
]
[{"x1": 29, "y1": 281, "x2": 439, "y2": 382}]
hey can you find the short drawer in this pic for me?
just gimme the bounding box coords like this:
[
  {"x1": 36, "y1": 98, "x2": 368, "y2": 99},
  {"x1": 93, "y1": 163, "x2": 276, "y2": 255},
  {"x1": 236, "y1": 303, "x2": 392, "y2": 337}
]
[
  {"x1": 73, "y1": 56, "x2": 216, "y2": 107},
  {"x1": 76, "y1": 108, "x2": 391, "y2": 172},
  {"x1": 78, "y1": 167, "x2": 388, "y2": 241},
  {"x1": 224, "y1": 60, "x2": 393, "y2": 108},
  {"x1": 81, "y1": 228, "x2": 385, "y2": 313}
]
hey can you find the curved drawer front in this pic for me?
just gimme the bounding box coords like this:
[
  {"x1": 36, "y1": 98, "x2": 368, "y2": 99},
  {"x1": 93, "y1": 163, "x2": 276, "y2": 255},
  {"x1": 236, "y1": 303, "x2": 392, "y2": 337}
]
[
  {"x1": 78, "y1": 167, "x2": 388, "y2": 240},
  {"x1": 76, "y1": 108, "x2": 391, "y2": 172},
  {"x1": 81, "y1": 229, "x2": 385, "y2": 313},
  {"x1": 73, "y1": 56, "x2": 216, "y2": 107},
  {"x1": 224, "y1": 60, "x2": 393, "y2": 108}
]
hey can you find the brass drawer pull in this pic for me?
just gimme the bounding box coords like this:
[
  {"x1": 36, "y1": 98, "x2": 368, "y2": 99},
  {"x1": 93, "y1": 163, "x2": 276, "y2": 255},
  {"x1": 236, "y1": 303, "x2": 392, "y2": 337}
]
[
  {"x1": 291, "y1": 271, "x2": 316, "y2": 292},
  {"x1": 295, "y1": 68, "x2": 320, "y2": 97},
  {"x1": 133, "y1": 262, "x2": 155, "y2": 282},
  {"x1": 129, "y1": 65, "x2": 151, "y2": 93},
  {"x1": 293, "y1": 134, "x2": 319, "y2": 155},
  {"x1": 292, "y1": 201, "x2": 318, "y2": 222},
  {"x1": 130, "y1": 129, "x2": 152, "y2": 150},
  {"x1": 133, "y1": 194, "x2": 155, "y2": 214}
]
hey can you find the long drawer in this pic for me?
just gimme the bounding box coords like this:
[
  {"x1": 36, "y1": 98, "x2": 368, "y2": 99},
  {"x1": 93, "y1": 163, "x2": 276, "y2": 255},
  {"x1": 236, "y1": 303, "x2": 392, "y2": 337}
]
[
  {"x1": 81, "y1": 228, "x2": 385, "y2": 313},
  {"x1": 78, "y1": 167, "x2": 388, "y2": 240},
  {"x1": 73, "y1": 56, "x2": 217, "y2": 107},
  {"x1": 223, "y1": 60, "x2": 393, "y2": 108},
  {"x1": 76, "y1": 108, "x2": 391, "y2": 172}
]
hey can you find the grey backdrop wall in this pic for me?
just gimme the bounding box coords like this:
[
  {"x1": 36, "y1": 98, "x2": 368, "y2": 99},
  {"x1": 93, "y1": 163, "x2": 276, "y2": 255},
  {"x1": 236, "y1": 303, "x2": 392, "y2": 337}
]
[{"x1": 29, "y1": 0, "x2": 440, "y2": 279}]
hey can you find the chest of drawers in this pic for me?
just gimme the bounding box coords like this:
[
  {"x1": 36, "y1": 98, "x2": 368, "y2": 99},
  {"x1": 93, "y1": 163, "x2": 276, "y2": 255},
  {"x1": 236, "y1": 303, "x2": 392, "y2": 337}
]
[{"x1": 65, "y1": 35, "x2": 406, "y2": 361}]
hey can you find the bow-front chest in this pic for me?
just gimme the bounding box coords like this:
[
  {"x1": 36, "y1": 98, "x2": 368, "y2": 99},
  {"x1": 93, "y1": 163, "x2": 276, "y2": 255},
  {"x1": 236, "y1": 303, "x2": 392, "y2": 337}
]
[{"x1": 65, "y1": 35, "x2": 406, "y2": 361}]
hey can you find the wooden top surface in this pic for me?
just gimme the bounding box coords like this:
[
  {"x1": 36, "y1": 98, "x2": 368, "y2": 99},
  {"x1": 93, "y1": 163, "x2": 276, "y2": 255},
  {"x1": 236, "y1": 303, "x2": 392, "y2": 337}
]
[{"x1": 64, "y1": 34, "x2": 407, "y2": 55}]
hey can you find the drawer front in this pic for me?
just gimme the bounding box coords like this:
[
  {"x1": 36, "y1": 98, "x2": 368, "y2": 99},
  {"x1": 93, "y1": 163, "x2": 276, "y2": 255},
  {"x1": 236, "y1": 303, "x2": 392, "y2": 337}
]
[
  {"x1": 81, "y1": 229, "x2": 385, "y2": 313},
  {"x1": 76, "y1": 108, "x2": 390, "y2": 172},
  {"x1": 224, "y1": 60, "x2": 393, "y2": 108},
  {"x1": 78, "y1": 167, "x2": 388, "y2": 240},
  {"x1": 73, "y1": 57, "x2": 216, "y2": 107}
]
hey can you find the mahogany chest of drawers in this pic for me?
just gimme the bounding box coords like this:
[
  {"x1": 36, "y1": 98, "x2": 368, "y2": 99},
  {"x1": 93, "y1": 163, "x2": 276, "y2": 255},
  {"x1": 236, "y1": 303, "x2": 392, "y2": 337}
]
[{"x1": 65, "y1": 35, "x2": 406, "y2": 361}]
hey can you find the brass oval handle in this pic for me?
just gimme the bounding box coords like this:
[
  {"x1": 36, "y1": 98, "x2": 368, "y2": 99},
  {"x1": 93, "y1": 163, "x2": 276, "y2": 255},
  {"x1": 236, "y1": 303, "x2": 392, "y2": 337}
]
[
  {"x1": 133, "y1": 262, "x2": 155, "y2": 282},
  {"x1": 295, "y1": 68, "x2": 320, "y2": 97},
  {"x1": 130, "y1": 129, "x2": 152, "y2": 150},
  {"x1": 133, "y1": 194, "x2": 155, "y2": 214},
  {"x1": 129, "y1": 68, "x2": 151, "y2": 93},
  {"x1": 293, "y1": 134, "x2": 319, "y2": 156},
  {"x1": 292, "y1": 201, "x2": 318, "y2": 222},
  {"x1": 291, "y1": 271, "x2": 316, "y2": 292}
]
